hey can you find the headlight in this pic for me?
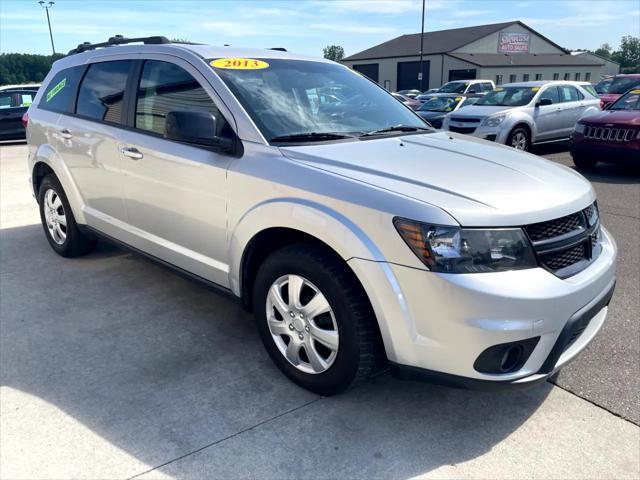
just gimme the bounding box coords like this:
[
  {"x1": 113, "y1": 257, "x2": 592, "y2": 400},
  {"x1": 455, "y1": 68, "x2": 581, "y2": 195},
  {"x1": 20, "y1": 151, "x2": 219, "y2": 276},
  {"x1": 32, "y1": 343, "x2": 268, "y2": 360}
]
[
  {"x1": 574, "y1": 123, "x2": 585, "y2": 134},
  {"x1": 482, "y1": 114, "x2": 506, "y2": 127},
  {"x1": 394, "y1": 218, "x2": 537, "y2": 273}
]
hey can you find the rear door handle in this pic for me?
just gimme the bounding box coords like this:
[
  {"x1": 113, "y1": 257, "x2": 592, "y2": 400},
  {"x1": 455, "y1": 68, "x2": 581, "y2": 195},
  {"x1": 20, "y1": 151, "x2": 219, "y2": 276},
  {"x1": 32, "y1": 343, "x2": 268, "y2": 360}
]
[
  {"x1": 120, "y1": 147, "x2": 143, "y2": 160},
  {"x1": 59, "y1": 128, "x2": 73, "y2": 139}
]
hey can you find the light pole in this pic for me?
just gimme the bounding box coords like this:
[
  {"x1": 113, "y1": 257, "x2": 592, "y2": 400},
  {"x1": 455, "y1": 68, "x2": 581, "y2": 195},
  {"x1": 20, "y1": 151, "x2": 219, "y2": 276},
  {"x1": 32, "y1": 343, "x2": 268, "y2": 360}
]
[
  {"x1": 38, "y1": 1, "x2": 56, "y2": 55},
  {"x1": 418, "y1": 0, "x2": 425, "y2": 92}
]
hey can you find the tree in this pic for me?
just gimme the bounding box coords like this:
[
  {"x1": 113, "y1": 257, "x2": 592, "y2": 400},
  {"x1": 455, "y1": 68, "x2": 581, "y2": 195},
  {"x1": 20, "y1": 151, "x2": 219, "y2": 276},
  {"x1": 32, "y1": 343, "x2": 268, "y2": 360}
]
[
  {"x1": 0, "y1": 53, "x2": 64, "y2": 85},
  {"x1": 594, "y1": 43, "x2": 612, "y2": 59},
  {"x1": 323, "y1": 45, "x2": 345, "y2": 62},
  {"x1": 611, "y1": 36, "x2": 640, "y2": 74}
]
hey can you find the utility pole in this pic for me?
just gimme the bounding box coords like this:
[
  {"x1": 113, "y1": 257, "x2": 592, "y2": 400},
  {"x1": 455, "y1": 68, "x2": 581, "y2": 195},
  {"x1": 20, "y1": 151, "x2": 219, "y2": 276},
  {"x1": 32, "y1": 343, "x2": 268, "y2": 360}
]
[
  {"x1": 419, "y1": 0, "x2": 425, "y2": 92},
  {"x1": 39, "y1": 1, "x2": 56, "y2": 55}
]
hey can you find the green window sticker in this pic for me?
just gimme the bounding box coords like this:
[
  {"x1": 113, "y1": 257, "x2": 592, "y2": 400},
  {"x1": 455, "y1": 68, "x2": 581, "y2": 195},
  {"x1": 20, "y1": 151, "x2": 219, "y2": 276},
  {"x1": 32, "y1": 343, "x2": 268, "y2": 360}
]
[{"x1": 46, "y1": 78, "x2": 66, "y2": 102}]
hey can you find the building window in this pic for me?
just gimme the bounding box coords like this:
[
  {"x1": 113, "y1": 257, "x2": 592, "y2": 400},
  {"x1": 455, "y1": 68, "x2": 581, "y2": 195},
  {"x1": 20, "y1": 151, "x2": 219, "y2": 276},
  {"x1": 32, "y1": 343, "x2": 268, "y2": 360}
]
[
  {"x1": 509, "y1": 74, "x2": 516, "y2": 83},
  {"x1": 383, "y1": 80, "x2": 391, "y2": 90},
  {"x1": 523, "y1": 74, "x2": 530, "y2": 82},
  {"x1": 496, "y1": 74, "x2": 503, "y2": 85},
  {"x1": 564, "y1": 73, "x2": 571, "y2": 80},
  {"x1": 535, "y1": 74, "x2": 542, "y2": 80},
  {"x1": 575, "y1": 72, "x2": 581, "y2": 81},
  {"x1": 553, "y1": 73, "x2": 559, "y2": 80},
  {"x1": 585, "y1": 72, "x2": 591, "y2": 81}
]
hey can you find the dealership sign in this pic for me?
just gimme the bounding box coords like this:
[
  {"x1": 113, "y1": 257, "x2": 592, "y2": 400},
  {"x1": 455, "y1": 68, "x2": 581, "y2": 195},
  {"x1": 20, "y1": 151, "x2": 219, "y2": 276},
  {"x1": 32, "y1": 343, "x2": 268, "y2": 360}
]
[{"x1": 498, "y1": 32, "x2": 531, "y2": 53}]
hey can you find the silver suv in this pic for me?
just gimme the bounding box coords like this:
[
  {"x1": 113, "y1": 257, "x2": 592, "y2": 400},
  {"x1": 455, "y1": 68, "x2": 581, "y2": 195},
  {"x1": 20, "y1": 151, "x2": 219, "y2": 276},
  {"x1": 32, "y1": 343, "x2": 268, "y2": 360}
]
[
  {"x1": 443, "y1": 81, "x2": 600, "y2": 151},
  {"x1": 25, "y1": 37, "x2": 616, "y2": 395}
]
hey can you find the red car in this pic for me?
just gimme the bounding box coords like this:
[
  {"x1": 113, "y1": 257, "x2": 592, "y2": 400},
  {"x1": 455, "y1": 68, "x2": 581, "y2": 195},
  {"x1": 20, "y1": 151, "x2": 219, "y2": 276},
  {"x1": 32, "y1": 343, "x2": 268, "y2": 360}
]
[
  {"x1": 598, "y1": 74, "x2": 640, "y2": 108},
  {"x1": 571, "y1": 88, "x2": 640, "y2": 169},
  {"x1": 391, "y1": 92, "x2": 422, "y2": 110}
]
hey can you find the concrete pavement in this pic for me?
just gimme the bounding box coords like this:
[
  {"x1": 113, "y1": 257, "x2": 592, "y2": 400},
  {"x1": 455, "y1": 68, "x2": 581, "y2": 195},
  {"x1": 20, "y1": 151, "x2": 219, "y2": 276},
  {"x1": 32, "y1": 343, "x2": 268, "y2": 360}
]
[{"x1": 1, "y1": 143, "x2": 638, "y2": 479}]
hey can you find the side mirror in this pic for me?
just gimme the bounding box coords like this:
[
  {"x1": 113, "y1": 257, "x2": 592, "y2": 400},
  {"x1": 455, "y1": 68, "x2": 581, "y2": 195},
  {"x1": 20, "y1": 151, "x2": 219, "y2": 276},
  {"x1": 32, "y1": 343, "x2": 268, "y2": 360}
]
[
  {"x1": 165, "y1": 110, "x2": 234, "y2": 152},
  {"x1": 536, "y1": 98, "x2": 553, "y2": 107}
]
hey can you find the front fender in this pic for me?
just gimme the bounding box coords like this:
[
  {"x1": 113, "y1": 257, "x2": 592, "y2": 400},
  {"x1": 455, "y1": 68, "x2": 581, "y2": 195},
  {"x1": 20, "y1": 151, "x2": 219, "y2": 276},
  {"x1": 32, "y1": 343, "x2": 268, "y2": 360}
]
[
  {"x1": 31, "y1": 143, "x2": 87, "y2": 224},
  {"x1": 228, "y1": 197, "x2": 387, "y2": 296}
]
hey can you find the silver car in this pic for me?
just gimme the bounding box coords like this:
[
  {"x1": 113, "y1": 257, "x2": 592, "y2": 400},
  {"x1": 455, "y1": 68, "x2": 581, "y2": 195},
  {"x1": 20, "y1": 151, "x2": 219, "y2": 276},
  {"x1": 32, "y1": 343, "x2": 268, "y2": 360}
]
[
  {"x1": 25, "y1": 38, "x2": 616, "y2": 395},
  {"x1": 442, "y1": 81, "x2": 601, "y2": 151}
]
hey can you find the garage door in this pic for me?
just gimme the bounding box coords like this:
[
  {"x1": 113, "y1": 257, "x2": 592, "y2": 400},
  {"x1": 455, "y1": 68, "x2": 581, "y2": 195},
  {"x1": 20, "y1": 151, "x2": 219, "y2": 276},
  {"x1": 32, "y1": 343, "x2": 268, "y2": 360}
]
[
  {"x1": 397, "y1": 60, "x2": 430, "y2": 91},
  {"x1": 353, "y1": 64, "x2": 379, "y2": 83}
]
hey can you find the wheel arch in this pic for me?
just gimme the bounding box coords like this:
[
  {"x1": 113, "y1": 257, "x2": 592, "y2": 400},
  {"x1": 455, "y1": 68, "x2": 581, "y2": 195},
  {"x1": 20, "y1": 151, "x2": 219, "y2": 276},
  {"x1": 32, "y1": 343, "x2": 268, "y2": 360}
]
[{"x1": 508, "y1": 122, "x2": 533, "y2": 145}]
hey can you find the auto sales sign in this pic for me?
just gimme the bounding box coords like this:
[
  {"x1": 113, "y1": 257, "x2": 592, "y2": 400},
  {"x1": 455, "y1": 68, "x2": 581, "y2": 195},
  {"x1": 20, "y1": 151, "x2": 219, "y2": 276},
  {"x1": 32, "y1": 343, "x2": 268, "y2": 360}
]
[{"x1": 498, "y1": 32, "x2": 531, "y2": 53}]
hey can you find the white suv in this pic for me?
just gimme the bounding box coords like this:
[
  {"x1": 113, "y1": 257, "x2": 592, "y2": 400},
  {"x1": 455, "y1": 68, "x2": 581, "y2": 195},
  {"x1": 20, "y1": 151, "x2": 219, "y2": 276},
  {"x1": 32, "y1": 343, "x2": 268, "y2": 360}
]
[
  {"x1": 25, "y1": 36, "x2": 616, "y2": 395},
  {"x1": 442, "y1": 81, "x2": 600, "y2": 151}
]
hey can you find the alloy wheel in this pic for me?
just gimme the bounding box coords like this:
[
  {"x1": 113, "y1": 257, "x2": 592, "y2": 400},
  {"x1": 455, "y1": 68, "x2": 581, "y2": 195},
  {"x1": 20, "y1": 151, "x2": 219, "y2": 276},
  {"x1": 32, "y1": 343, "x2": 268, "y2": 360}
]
[
  {"x1": 265, "y1": 274, "x2": 339, "y2": 374},
  {"x1": 43, "y1": 188, "x2": 67, "y2": 245},
  {"x1": 511, "y1": 131, "x2": 528, "y2": 150}
]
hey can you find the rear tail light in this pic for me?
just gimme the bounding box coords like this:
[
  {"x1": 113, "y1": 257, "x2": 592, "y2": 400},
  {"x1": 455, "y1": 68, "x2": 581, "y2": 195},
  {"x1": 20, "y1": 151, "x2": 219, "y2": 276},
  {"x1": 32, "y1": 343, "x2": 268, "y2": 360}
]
[{"x1": 21, "y1": 112, "x2": 29, "y2": 129}]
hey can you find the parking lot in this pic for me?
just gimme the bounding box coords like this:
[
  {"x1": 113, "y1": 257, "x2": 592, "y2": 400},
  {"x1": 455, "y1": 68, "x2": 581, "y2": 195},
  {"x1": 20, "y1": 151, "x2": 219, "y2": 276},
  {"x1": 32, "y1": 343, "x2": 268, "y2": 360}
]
[{"x1": 1, "y1": 142, "x2": 638, "y2": 478}]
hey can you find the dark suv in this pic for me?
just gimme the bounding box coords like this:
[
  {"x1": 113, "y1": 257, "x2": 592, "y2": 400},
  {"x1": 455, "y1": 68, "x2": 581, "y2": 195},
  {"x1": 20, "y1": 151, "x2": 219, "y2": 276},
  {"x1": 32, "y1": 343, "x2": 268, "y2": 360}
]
[
  {"x1": 571, "y1": 88, "x2": 640, "y2": 169},
  {"x1": 598, "y1": 74, "x2": 640, "y2": 109}
]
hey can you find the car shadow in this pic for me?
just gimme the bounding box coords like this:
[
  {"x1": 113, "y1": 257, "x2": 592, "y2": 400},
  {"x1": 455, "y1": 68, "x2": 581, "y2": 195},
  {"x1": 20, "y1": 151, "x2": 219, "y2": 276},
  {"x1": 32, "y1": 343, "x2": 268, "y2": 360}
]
[{"x1": 1, "y1": 224, "x2": 551, "y2": 478}]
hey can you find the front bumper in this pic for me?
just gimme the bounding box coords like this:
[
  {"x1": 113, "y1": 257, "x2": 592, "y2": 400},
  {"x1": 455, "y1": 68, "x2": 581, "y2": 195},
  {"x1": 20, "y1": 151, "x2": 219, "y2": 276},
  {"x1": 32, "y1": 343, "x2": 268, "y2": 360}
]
[
  {"x1": 571, "y1": 140, "x2": 640, "y2": 164},
  {"x1": 348, "y1": 227, "x2": 617, "y2": 388}
]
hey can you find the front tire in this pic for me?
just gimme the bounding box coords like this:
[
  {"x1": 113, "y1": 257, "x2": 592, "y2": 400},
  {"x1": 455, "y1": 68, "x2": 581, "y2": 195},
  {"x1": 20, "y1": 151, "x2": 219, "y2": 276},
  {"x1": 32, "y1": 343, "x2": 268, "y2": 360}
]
[
  {"x1": 253, "y1": 243, "x2": 377, "y2": 395},
  {"x1": 507, "y1": 126, "x2": 531, "y2": 151},
  {"x1": 38, "y1": 174, "x2": 96, "y2": 257}
]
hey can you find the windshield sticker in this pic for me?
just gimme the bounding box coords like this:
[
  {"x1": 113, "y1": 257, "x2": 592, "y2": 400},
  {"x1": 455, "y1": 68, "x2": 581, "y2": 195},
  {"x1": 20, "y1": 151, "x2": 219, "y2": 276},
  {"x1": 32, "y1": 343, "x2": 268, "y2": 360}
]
[
  {"x1": 46, "y1": 78, "x2": 66, "y2": 102},
  {"x1": 494, "y1": 87, "x2": 504, "y2": 91},
  {"x1": 454, "y1": 97, "x2": 462, "y2": 101},
  {"x1": 629, "y1": 89, "x2": 640, "y2": 94},
  {"x1": 210, "y1": 58, "x2": 269, "y2": 70},
  {"x1": 531, "y1": 87, "x2": 540, "y2": 91}
]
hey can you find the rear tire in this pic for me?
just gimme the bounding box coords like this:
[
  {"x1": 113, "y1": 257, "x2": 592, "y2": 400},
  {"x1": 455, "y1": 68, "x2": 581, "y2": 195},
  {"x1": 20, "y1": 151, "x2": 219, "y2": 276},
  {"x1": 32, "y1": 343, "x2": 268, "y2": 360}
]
[
  {"x1": 572, "y1": 154, "x2": 598, "y2": 171},
  {"x1": 253, "y1": 243, "x2": 377, "y2": 395},
  {"x1": 38, "y1": 174, "x2": 96, "y2": 257},
  {"x1": 507, "y1": 126, "x2": 531, "y2": 151}
]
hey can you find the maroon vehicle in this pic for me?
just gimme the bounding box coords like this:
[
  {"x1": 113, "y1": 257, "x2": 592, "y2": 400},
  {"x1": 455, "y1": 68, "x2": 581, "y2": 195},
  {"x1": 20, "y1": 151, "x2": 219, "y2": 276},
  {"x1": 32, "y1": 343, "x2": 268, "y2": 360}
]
[
  {"x1": 391, "y1": 92, "x2": 422, "y2": 110},
  {"x1": 571, "y1": 88, "x2": 640, "y2": 169},
  {"x1": 598, "y1": 74, "x2": 640, "y2": 108}
]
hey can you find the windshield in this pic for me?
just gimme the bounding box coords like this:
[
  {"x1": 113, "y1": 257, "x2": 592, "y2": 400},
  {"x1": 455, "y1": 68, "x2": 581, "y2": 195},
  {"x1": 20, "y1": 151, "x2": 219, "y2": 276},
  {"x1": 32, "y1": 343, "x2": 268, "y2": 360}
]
[
  {"x1": 418, "y1": 96, "x2": 461, "y2": 112},
  {"x1": 475, "y1": 86, "x2": 537, "y2": 107},
  {"x1": 438, "y1": 82, "x2": 468, "y2": 93},
  {"x1": 609, "y1": 89, "x2": 640, "y2": 110},
  {"x1": 594, "y1": 78, "x2": 612, "y2": 94},
  {"x1": 211, "y1": 58, "x2": 427, "y2": 142},
  {"x1": 608, "y1": 76, "x2": 640, "y2": 94}
]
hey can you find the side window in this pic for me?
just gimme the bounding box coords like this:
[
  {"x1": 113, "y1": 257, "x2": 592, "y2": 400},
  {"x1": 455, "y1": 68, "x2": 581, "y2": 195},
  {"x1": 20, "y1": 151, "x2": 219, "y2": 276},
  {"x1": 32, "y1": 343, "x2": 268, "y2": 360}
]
[
  {"x1": 559, "y1": 86, "x2": 582, "y2": 102},
  {"x1": 76, "y1": 60, "x2": 131, "y2": 124},
  {"x1": 482, "y1": 82, "x2": 493, "y2": 91},
  {"x1": 538, "y1": 86, "x2": 560, "y2": 104},
  {"x1": 135, "y1": 60, "x2": 222, "y2": 136},
  {"x1": 18, "y1": 92, "x2": 35, "y2": 107},
  {"x1": 0, "y1": 93, "x2": 12, "y2": 109},
  {"x1": 39, "y1": 66, "x2": 84, "y2": 114}
]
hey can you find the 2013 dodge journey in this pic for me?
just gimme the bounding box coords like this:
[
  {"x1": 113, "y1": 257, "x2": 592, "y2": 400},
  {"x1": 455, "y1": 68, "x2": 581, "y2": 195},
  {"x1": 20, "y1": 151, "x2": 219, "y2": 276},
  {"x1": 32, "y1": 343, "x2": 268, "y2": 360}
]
[{"x1": 25, "y1": 36, "x2": 616, "y2": 395}]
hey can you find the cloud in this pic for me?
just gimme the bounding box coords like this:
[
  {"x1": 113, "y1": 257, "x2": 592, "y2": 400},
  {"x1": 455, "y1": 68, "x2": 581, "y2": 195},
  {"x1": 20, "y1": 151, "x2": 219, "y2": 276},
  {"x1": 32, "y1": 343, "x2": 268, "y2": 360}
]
[
  {"x1": 451, "y1": 10, "x2": 494, "y2": 18},
  {"x1": 310, "y1": 23, "x2": 398, "y2": 34}
]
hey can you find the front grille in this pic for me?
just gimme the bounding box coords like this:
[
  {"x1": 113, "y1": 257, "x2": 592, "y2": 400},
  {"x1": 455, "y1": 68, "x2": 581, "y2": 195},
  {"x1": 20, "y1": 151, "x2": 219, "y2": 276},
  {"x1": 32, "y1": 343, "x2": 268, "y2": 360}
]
[
  {"x1": 449, "y1": 126, "x2": 477, "y2": 134},
  {"x1": 525, "y1": 213, "x2": 583, "y2": 242},
  {"x1": 450, "y1": 117, "x2": 482, "y2": 123},
  {"x1": 583, "y1": 125, "x2": 635, "y2": 143},
  {"x1": 539, "y1": 243, "x2": 586, "y2": 270},
  {"x1": 524, "y1": 203, "x2": 600, "y2": 278}
]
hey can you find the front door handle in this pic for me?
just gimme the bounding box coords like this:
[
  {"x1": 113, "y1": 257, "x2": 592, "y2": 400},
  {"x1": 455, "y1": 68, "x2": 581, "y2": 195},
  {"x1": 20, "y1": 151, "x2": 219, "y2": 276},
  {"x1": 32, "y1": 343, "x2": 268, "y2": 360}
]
[
  {"x1": 59, "y1": 128, "x2": 73, "y2": 139},
  {"x1": 120, "y1": 147, "x2": 143, "y2": 160}
]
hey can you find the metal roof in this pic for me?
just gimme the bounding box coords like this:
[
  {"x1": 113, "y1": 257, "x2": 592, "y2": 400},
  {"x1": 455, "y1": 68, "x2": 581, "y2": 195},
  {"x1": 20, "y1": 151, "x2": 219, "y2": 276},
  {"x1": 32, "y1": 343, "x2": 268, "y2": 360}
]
[{"x1": 343, "y1": 21, "x2": 518, "y2": 61}]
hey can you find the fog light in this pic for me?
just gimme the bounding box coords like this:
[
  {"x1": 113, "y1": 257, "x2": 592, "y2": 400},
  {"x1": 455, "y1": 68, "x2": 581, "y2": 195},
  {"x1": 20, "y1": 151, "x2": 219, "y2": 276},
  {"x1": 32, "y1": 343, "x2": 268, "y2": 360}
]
[{"x1": 474, "y1": 337, "x2": 540, "y2": 374}]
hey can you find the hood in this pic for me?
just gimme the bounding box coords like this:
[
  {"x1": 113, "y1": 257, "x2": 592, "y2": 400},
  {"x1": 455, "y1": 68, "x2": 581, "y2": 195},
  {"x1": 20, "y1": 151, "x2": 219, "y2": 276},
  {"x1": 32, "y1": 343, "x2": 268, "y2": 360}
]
[
  {"x1": 446, "y1": 104, "x2": 512, "y2": 119},
  {"x1": 599, "y1": 93, "x2": 621, "y2": 104},
  {"x1": 580, "y1": 109, "x2": 640, "y2": 127},
  {"x1": 280, "y1": 132, "x2": 594, "y2": 227},
  {"x1": 417, "y1": 110, "x2": 447, "y2": 120}
]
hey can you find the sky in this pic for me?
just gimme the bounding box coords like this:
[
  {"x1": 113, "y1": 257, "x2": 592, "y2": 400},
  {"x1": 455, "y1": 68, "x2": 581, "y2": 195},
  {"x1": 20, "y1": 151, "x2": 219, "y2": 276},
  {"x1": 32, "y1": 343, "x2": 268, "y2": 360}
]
[{"x1": 1, "y1": 0, "x2": 639, "y2": 57}]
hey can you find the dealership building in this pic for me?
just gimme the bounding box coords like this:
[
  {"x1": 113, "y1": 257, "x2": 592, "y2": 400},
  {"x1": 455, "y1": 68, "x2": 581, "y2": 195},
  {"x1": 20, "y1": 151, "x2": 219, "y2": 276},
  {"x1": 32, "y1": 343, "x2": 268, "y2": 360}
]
[{"x1": 342, "y1": 21, "x2": 606, "y2": 92}]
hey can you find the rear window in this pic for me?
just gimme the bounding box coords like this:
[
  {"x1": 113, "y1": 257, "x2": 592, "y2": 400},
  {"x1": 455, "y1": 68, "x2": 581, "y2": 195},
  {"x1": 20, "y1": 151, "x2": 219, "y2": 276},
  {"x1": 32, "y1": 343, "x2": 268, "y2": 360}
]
[
  {"x1": 39, "y1": 66, "x2": 84, "y2": 114},
  {"x1": 582, "y1": 85, "x2": 598, "y2": 97},
  {"x1": 76, "y1": 60, "x2": 132, "y2": 124}
]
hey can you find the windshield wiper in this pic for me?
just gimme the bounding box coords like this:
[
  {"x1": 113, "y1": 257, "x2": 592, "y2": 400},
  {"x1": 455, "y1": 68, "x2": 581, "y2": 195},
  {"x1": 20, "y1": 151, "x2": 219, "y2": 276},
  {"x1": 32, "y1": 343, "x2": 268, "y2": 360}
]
[
  {"x1": 360, "y1": 124, "x2": 432, "y2": 137},
  {"x1": 270, "y1": 132, "x2": 356, "y2": 143}
]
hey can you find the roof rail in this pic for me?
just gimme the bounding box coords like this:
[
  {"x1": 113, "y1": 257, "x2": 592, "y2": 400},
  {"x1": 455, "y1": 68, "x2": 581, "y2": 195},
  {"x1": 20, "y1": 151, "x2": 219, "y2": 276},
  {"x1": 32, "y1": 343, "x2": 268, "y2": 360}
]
[
  {"x1": 269, "y1": 47, "x2": 287, "y2": 52},
  {"x1": 67, "y1": 35, "x2": 171, "y2": 55}
]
